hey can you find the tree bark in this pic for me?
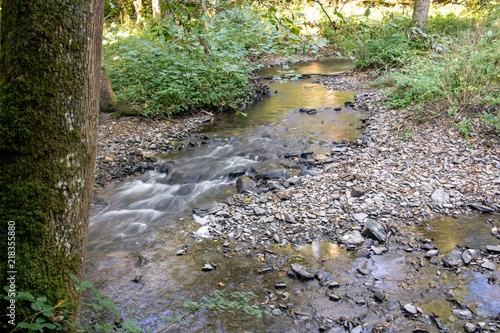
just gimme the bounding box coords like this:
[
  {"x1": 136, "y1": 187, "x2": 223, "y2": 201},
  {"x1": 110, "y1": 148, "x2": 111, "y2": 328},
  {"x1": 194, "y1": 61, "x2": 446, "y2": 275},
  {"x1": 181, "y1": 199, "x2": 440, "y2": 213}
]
[
  {"x1": 0, "y1": 0, "x2": 103, "y2": 326},
  {"x1": 100, "y1": 57, "x2": 120, "y2": 113},
  {"x1": 134, "y1": 0, "x2": 144, "y2": 24},
  {"x1": 152, "y1": 0, "x2": 162, "y2": 18},
  {"x1": 411, "y1": 0, "x2": 431, "y2": 30}
]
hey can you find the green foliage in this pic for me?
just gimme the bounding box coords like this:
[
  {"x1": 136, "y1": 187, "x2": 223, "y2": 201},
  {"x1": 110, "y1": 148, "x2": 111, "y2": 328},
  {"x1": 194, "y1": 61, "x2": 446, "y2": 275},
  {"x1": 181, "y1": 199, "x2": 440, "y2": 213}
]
[
  {"x1": 323, "y1": 15, "x2": 431, "y2": 69},
  {"x1": 104, "y1": 4, "x2": 326, "y2": 117},
  {"x1": 1, "y1": 274, "x2": 143, "y2": 333},
  {"x1": 379, "y1": 8, "x2": 499, "y2": 135}
]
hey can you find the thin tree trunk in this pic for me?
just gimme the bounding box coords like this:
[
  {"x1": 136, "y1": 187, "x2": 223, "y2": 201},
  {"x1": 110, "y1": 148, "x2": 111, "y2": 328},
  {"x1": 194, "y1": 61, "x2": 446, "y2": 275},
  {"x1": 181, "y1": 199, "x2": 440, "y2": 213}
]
[
  {"x1": 411, "y1": 0, "x2": 431, "y2": 30},
  {"x1": 134, "y1": 0, "x2": 144, "y2": 24},
  {"x1": 152, "y1": 0, "x2": 161, "y2": 18},
  {"x1": 0, "y1": 0, "x2": 103, "y2": 327}
]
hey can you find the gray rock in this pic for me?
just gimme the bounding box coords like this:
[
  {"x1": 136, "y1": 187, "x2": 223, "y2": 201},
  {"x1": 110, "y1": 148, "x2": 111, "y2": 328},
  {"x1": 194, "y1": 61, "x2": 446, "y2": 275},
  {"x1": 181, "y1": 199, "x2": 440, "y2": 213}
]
[
  {"x1": 469, "y1": 203, "x2": 494, "y2": 213},
  {"x1": 254, "y1": 207, "x2": 266, "y2": 215},
  {"x1": 361, "y1": 219, "x2": 387, "y2": 243},
  {"x1": 403, "y1": 303, "x2": 418, "y2": 314},
  {"x1": 202, "y1": 263, "x2": 216, "y2": 271},
  {"x1": 353, "y1": 212, "x2": 368, "y2": 222},
  {"x1": 236, "y1": 176, "x2": 256, "y2": 193},
  {"x1": 481, "y1": 260, "x2": 497, "y2": 271},
  {"x1": 261, "y1": 169, "x2": 290, "y2": 180},
  {"x1": 425, "y1": 250, "x2": 439, "y2": 258},
  {"x1": 290, "y1": 263, "x2": 314, "y2": 280},
  {"x1": 464, "y1": 322, "x2": 477, "y2": 333},
  {"x1": 373, "y1": 288, "x2": 385, "y2": 302},
  {"x1": 431, "y1": 189, "x2": 450, "y2": 203},
  {"x1": 486, "y1": 245, "x2": 500, "y2": 253},
  {"x1": 443, "y1": 248, "x2": 464, "y2": 267},
  {"x1": 340, "y1": 230, "x2": 365, "y2": 245},
  {"x1": 193, "y1": 201, "x2": 218, "y2": 217}
]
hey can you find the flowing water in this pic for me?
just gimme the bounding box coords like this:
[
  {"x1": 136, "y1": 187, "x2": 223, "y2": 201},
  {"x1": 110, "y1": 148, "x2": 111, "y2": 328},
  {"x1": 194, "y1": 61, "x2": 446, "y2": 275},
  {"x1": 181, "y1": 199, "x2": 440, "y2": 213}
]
[{"x1": 85, "y1": 59, "x2": 500, "y2": 332}]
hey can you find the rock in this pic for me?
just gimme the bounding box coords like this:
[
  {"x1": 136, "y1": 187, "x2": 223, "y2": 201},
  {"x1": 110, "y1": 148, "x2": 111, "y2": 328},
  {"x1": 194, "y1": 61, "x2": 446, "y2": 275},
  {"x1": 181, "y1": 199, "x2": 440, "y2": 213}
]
[
  {"x1": 290, "y1": 263, "x2": 314, "y2": 280},
  {"x1": 193, "y1": 201, "x2": 218, "y2": 217},
  {"x1": 254, "y1": 207, "x2": 266, "y2": 215},
  {"x1": 351, "y1": 188, "x2": 366, "y2": 197},
  {"x1": 357, "y1": 267, "x2": 370, "y2": 275},
  {"x1": 260, "y1": 169, "x2": 290, "y2": 180},
  {"x1": 443, "y1": 248, "x2": 464, "y2": 267},
  {"x1": 353, "y1": 213, "x2": 368, "y2": 222},
  {"x1": 141, "y1": 151, "x2": 155, "y2": 159},
  {"x1": 468, "y1": 203, "x2": 494, "y2": 213},
  {"x1": 274, "y1": 283, "x2": 287, "y2": 289},
  {"x1": 481, "y1": 260, "x2": 497, "y2": 271},
  {"x1": 350, "y1": 326, "x2": 363, "y2": 333},
  {"x1": 258, "y1": 268, "x2": 275, "y2": 275},
  {"x1": 341, "y1": 230, "x2": 365, "y2": 245},
  {"x1": 425, "y1": 250, "x2": 439, "y2": 258},
  {"x1": 361, "y1": 219, "x2": 387, "y2": 243},
  {"x1": 403, "y1": 303, "x2": 418, "y2": 315},
  {"x1": 461, "y1": 249, "x2": 476, "y2": 264},
  {"x1": 372, "y1": 288, "x2": 385, "y2": 302},
  {"x1": 464, "y1": 322, "x2": 477, "y2": 333},
  {"x1": 202, "y1": 263, "x2": 216, "y2": 271},
  {"x1": 326, "y1": 280, "x2": 340, "y2": 289},
  {"x1": 271, "y1": 309, "x2": 282, "y2": 316},
  {"x1": 236, "y1": 176, "x2": 256, "y2": 193},
  {"x1": 431, "y1": 189, "x2": 450, "y2": 203},
  {"x1": 485, "y1": 245, "x2": 500, "y2": 253}
]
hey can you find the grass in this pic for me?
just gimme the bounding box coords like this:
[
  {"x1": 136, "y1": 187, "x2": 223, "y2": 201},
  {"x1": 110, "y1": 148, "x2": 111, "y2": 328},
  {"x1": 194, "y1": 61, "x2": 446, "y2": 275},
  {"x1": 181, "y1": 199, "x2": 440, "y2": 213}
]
[{"x1": 323, "y1": 3, "x2": 500, "y2": 136}]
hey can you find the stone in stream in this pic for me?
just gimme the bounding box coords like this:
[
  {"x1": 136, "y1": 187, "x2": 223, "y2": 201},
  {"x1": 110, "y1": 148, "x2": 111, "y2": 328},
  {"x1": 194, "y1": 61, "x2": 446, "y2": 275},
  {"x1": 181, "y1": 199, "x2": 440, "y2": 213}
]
[
  {"x1": 259, "y1": 169, "x2": 290, "y2": 180},
  {"x1": 274, "y1": 283, "x2": 287, "y2": 289},
  {"x1": 290, "y1": 263, "x2": 314, "y2": 281},
  {"x1": 352, "y1": 212, "x2": 368, "y2": 223},
  {"x1": 193, "y1": 201, "x2": 218, "y2": 217},
  {"x1": 236, "y1": 176, "x2": 256, "y2": 193},
  {"x1": 361, "y1": 219, "x2": 387, "y2": 243},
  {"x1": 481, "y1": 260, "x2": 497, "y2": 271},
  {"x1": 443, "y1": 248, "x2": 464, "y2": 267},
  {"x1": 464, "y1": 323, "x2": 477, "y2": 333},
  {"x1": 201, "y1": 263, "x2": 216, "y2": 271}
]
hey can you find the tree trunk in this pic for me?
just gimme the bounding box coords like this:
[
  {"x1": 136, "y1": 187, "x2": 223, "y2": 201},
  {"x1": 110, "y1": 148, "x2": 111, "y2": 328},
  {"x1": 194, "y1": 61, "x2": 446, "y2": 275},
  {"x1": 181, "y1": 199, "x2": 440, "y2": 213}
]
[
  {"x1": 411, "y1": 0, "x2": 431, "y2": 30},
  {"x1": 152, "y1": 0, "x2": 161, "y2": 18},
  {"x1": 100, "y1": 57, "x2": 120, "y2": 113},
  {"x1": 0, "y1": 0, "x2": 103, "y2": 326},
  {"x1": 134, "y1": 0, "x2": 144, "y2": 24}
]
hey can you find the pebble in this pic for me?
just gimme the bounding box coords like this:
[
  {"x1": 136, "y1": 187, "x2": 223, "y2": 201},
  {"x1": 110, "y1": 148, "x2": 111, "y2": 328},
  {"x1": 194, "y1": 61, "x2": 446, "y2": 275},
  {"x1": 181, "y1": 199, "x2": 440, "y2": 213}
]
[{"x1": 403, "y1": 303, "x2": 418, "y2": 314}]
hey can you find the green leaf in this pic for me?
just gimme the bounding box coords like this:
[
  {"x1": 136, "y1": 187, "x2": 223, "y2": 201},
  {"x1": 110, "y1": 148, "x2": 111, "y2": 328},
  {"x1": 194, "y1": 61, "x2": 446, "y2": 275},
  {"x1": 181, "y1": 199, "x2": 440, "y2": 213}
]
[
  {"x1": 364, "y1": 8, "x2": 371, "y2": 17},
  {"x1": 291, "y1": 27, "x2": 301, "y2": 36},
  {"x1": 16, "y1": 291, "x2": 35, "y2": 301},
  {"x1": 269, "y1": 6, "x2": 277, "y2": 13}
]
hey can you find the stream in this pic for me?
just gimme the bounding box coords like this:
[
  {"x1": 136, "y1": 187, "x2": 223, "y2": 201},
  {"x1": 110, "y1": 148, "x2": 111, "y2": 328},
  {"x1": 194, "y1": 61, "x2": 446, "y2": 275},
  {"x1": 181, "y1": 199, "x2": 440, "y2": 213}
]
[{"x1": 85, "y1": 59, "x2": 500, "y2": 333}]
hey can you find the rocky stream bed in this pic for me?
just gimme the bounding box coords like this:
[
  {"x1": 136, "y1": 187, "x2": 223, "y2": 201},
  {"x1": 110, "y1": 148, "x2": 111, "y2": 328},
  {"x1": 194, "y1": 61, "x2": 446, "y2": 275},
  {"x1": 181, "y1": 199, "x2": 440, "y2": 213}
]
[{"x1": 90, "y1": 69, "x2": 500, "y2": 333}]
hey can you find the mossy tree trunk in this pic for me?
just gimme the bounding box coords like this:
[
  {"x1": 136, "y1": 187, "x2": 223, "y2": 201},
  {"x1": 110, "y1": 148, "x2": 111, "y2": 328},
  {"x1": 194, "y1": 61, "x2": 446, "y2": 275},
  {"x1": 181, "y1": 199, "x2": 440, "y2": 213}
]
[
  {"x1": 0, "y1": 0, "x2": 103, "y2": 327},
  {"x1": 411, "y1": 0, "x2": 431, "y2": 30}
]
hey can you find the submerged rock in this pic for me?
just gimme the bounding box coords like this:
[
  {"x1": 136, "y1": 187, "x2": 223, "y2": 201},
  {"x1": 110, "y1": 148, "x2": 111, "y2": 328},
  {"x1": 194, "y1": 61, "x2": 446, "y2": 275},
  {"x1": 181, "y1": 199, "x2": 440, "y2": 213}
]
[{"x1": 290, "y1": 263, "x2": 314, "y2": 280}]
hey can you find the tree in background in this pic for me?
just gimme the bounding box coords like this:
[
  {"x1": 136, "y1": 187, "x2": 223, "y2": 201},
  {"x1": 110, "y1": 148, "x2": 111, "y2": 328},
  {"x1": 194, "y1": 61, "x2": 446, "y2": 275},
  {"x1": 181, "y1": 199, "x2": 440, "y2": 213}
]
[
  {"x1": 0, "y1": 0, "x2": 103, "y2": 325},
  {"x1": 412, "y1": 0, "x2": 431, "y2": 29}
]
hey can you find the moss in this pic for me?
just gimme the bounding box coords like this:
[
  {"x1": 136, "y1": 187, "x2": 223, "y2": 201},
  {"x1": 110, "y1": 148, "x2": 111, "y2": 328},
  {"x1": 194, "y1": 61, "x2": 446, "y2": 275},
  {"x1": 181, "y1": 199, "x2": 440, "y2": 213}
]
[{"x1": 0, "y1": 0, "x2": 102, "y2": 326}]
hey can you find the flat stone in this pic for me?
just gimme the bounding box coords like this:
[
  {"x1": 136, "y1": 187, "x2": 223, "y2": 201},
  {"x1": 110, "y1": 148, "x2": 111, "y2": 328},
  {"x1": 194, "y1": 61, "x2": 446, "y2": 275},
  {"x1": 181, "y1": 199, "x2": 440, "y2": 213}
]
[
  {"x1": 373, "y1": 288, "x2": 385, "y2": 302},
  {"x1": 202, "y1": 263, "x2": 215, "y2": 271},
  {"x1": 361, "y1": 219, "x2": 387, "y2": 243},
  {"x1": 290, "y1": 263, "x2": 314, "y2": 280},
  {"x1": 340, "y1": 230, "x2": 365, "y2": 245},
  {"x1": 236, "y1": 176, "x2": 256, "y2": 193},
  {"x1": 193, "y1": 201, "x2": 218, "y2": 217},
  {"x1": 464, "y1": 322, "x2": 477, "y2": 333},
  {"x1": 274, "y1": 283, "x2": 287, "y2": 289},
  {"x1": 431, "y1": 189, "x2": 450, "y2": 203},
  {"x1": 353, "y1": 212, "x2": 368, "y2": 222},
  {"x1": 481, "y1": 260, "x2": 498, "y2": 271},
  {"x1": 403, "y1": 303, "x2": 418, "y2": 314},
  {"x1": 443, "y1": 248, "x2": 463, "y2": 267},
  {"x1": 425, "y1": 250, "x2": 439, "y2": 258},
  {"x1": 141, "y1": 151, "x2": 155, "y2": 159},
  {"x1": 485, "y1": 245, "x2": 500, "y2": 253},
  {"x1": 469, "y1": 203, "x2": 494, "y2": 213},
  {"x1": 254, "y1": 207, "x2": 266, "y2": 215}
]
